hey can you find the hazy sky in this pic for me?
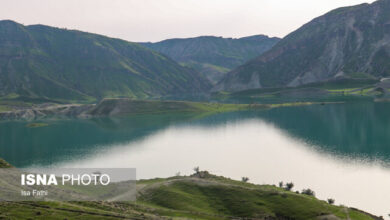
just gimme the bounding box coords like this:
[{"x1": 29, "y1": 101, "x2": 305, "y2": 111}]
[{"x1": 0, "y1": 0, "x2": 376, "y2": 42}]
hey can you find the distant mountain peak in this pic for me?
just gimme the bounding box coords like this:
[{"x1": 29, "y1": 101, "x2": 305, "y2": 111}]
[
  {"x1": 141, "y1": 35, "x2": 280, "y2": 84},
  {"x1": 238, "y1": 35, "x2": 270, "y2": 41},
  {"x1": 0, "y1": 20, "x2": 25, "y2": 30},
  {"x1": 0, "y1": 19, "x2": 19, "y2": 25},
  {"x1": 215, "y1": 0, "x2": 390, "y2": 91}
]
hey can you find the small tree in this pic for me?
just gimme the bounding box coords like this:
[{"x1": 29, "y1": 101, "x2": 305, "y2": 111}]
[
  {"x1": 327, "y1": 198, "x2": 335, "y2": 205},
  {"x1": 193, "y1": 166, "x2": 200, "y2": 174},
  {"x1": 241, "y1": 177, "x2": 249, "y2": 182},
  {"x1": 301, "y1": 188, "x2": 315, "y2": 196},
  {"x1": 278, "y1": 181, "x2": 284, "y2": 188},
  {"x1": 285, "y1": 182, "x2": 294, "y2": 191}
]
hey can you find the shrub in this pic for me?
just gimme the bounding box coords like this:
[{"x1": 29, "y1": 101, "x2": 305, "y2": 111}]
[
  {"x1": 193, "y1": 166, "x2": 200, "y2": 174},
  {"x1": 285, "y1": 182, "x2": 294, "y2": 191},
  {"x1": 301, "y1": 188, "x2": 315, "y2": 196},
  {"x1": 327, "y1": 198, "x2": 335, "y2": 205},
  {"x1": 241, "y1": 177, "x2": 249, "y2": 182}
]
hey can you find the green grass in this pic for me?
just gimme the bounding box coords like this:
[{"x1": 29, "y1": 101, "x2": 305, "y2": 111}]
[
  {"x1": 217, "y1": 78, "x2": 383, "y2": 106},
  {"x1": 137, "y1": 172, "x2": 376, "y2": 220},
  {"x1": 89, "y1": 99, "x2": 254, "y2": 116},
  {"x1": 0, "y1": 98, "x2": 336, "y2": 121},
  {"x1": 0, "y1": 160, "x2": 379, "y2": 220},
  {"x1": 327, "y1": 88, "x2": 360, "y2": 92},
  {"x1": 202, "y1": 63, "x2": 230, "y2": 73},
  {"x1": 0, "y1": 202, "x2": 136, "y2": 219},
  {"x1": 26, "y1": 123, "x2": 49, "y2": 128},
  {"x1": 346, "y1": 72, "x2": 377, "y2": 79},
  {"x1": 0, "y1": 105, "x2": 12, "y2": 113},
  {"x1": 89, "y1": 99, "x2": 336, "y2": 117}
]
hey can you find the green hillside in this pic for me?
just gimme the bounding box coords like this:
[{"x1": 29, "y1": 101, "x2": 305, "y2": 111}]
[
  {"x1": 0, "y1": 158, "x2": 380, "y2": 219},
  {"x1": 0, "y1": 20, "x2": 211, "y2": 103},
  {"x1": 216, "y1": 0, "x2": 390, "y2": 91},
  {"x1": 141, "y1": 35, "x2": 280, "y2": 84}
]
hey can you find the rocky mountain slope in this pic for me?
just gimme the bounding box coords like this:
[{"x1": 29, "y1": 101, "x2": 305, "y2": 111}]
[
  {"x1": 216, "y1": 0, "x2": 390, "y2": 91},
  {"x1": 141, "y1": 35, "x2": 280, "y2": 84},
  {"x1": 0, "y1": 20, "x2": 211, "y2": 102}
]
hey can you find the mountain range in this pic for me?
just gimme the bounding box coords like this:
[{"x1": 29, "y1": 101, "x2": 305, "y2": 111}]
[
  {"x1": 216, "y1": 0, "x2": 390, "y2": 91},
  {"x1": 141, "y1": 35, "x2": 279, "y2": 84},
  {"x1": 1, "y1": 0, "x2": 390, "y2": 101},
  {"x1": 0, "y1": 20, "x2": 211, "y2": 102}
]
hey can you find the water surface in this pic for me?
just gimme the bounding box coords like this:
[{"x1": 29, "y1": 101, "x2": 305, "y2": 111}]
[{"x1": 1, "y1": 102, "x2": 390, "y2": 217}]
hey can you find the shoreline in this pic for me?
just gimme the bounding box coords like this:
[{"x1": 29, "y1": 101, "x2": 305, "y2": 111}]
[{"x1": 0, "y1": 98, "x2": 343, "y2": 121}]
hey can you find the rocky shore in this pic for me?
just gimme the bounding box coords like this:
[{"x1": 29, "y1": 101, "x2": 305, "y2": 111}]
[{"x1": 0, "y1": 103, "x2": 95, "y2": 120}]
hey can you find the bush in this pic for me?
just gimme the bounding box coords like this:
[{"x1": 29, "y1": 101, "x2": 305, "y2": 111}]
[
  {"x1": 327, "y1": 198, "x2": 335, "y2": 204},
  {"x1": 241, "y1": 177, "x2": 249, "y2": 182},
  {"x1": 301, "y1": 188, "x2": 315, "y2": 196},
  {"x1": 193, "y1": 166, "x2": 200, "y2": 174},
  {"x1": 285, "y1": 182, "x2": 294, "y2": 191}
]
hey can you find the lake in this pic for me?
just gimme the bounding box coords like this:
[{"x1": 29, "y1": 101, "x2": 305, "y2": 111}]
[{"x1": 1, "y1": 101, "x2": 390, "y2": 218}]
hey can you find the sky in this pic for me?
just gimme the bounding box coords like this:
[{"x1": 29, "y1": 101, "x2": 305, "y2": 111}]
[{"x1": 0, "y1": 0, "x2": 376, "y2": 42}]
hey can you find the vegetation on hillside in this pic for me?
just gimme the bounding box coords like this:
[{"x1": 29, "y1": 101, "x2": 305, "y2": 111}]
[
  {"x1": 87, "y1": 98, "x2": 336, "y2": 117},
  {"x1": 213, "y1": 78, "x2": 387, "y2": 104},
  {"x1": 0, "y1": 20, "x2": 211, "y2": 103},
  {"x1": 0, "y1": 160, "x2": 380, "y2": 219},
  {"x1": 216, "y1": 0, "x2": 390, "y2": 91},
  {"x1": 141, "y1": 35, "x2": 280, "y2": 84}
]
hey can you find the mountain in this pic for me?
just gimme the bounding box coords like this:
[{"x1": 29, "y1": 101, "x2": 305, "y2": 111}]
[
  {"x1": 0, "y1": 20, "x2": 211, "y2": 103},
  {"x1": 141, "y1": 35, "x2": 280, "y2": 84},
  {"x1": 215, "y1": 0, "x2": 390, "y2": 92}
]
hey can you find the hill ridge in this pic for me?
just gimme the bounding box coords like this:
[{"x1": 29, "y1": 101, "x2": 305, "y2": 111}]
[
  {"x1": 141, "y1": 35, "x2": 280, "y2": 84},
  {"x1": 216, "y1": 0, "x2": 390, "y2": 91},
  {"x1": 0, "y1": 20, "x2": 211, "y2": 102}
]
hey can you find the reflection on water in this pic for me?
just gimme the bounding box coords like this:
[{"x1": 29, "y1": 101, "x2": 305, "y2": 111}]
[
  {"x1": 258, "y1": 101, "x2": 390, "y2": 161},
  {"x1": 0, "y1": 113, "x2": 204, "y2": 166},
  {"x1": 1, "y1": 102, "x2": 390, "y2": 217}
]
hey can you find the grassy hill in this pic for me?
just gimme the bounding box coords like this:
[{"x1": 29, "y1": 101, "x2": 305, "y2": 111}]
[
  {"x1": 141, "y1": 35, "x2": 280, "y2": 84},
  {"x1": 0, "y1": 20, "x2": 211, "y2": 103},
  {"x1": 0, "y1": 159, "x2": 380, "y2": 220}
]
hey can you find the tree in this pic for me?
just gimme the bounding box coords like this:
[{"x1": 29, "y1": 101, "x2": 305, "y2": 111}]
[
  {"x1": 285, "y1": 182, "x2": 294, "y2": 191},
  {"x1": 301, "y1": 188, "x2": 315, "y2": 196},
  {"x1": 327, "y1": 198, "x2": 335, "y2": 205},
  {"x1": 278, "y1": 181, "x2": 284, "y2": 188},
  {"x1": 241, "y1": 177, "x2": 249, "y2": 182},
  {"x1": 193, "y1": 166, "x2": 200, "y2": 174}
]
